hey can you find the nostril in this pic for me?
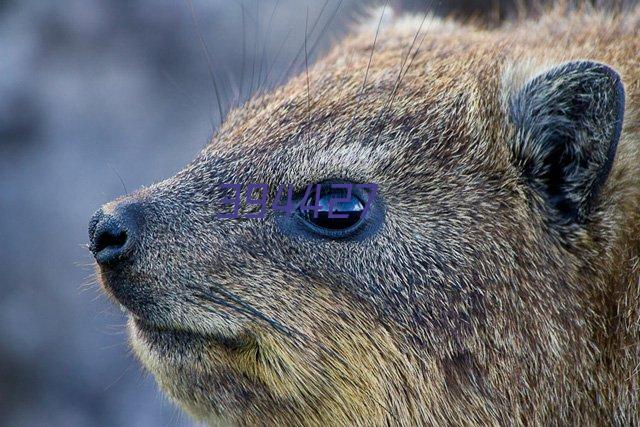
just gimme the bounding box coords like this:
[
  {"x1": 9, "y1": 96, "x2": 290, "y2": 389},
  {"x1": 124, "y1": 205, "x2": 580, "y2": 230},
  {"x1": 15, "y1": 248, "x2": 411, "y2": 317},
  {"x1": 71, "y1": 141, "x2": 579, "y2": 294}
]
[
  {"x1": 94, "y1": 227, "x2": 128, "y2": 254},
  {"x1": 90, "y1": 218, "x2": 131, "y2": 265}
]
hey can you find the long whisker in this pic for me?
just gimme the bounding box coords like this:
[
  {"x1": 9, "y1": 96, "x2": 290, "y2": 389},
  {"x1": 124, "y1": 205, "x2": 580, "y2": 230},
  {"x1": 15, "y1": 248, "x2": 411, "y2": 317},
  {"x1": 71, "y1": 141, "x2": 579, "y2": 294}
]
[
  {"x1": 257, "y1": 0, "x2": 282, "y2": 92},
  {"x1": 189, "y1": 291, "x2": 245, "y2": 316},
  {"x1": 229, "y1": 0, "x2": 261, "y2": 102},
  {"x1": 262, "y1": 26, "x2": 294, "y2": 90},
  {"x1": 239, "y1": 3, "x2": 247, "y2": 102},
  {"x1": 248, "y1": 0, "x2": 264, "y2": 99},
  {"x1": 304, "y1": 5, "x2": 312, "y2": 144},
  {"x1": 185, "y1": 0, "x2": 226, "y2": 127},
  {"x1": 390, "y1": 0, "x2": 441, "y2": 101},
  {"x1": 362, "y1": 0, "x2": 389, "y2": 94},
  {"x1": 344, "y1": 0, "x2": 389, "y2": 136},
  {"x1": 213, "y1": 286, "x2": 295, "y2": 336},
  {"x1": 304, "y1": 0, "x2": 345, "y2": 70},
  {"x1": 193, "y1": 284, "x2": 295, "y2": 337},
  {"x1": 385, "y1": 11, "x2": 429, "y2": 110},
  {"x1": 279, "y1": 0, "x2": 331, "y2": 86},
  {"x1": 107, "y1": 163, "x2": 129, "y2": 195},
  {"x1": 369, "y1": 5, "x2": 432, "y2": 146}
]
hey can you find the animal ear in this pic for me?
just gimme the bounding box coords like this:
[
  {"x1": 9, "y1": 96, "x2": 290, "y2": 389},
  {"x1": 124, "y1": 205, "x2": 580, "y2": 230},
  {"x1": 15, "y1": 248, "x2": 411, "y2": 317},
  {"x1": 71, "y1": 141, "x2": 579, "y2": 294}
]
[{"x1": 509, "y1": 61, "x2": 625, "y2": 225}]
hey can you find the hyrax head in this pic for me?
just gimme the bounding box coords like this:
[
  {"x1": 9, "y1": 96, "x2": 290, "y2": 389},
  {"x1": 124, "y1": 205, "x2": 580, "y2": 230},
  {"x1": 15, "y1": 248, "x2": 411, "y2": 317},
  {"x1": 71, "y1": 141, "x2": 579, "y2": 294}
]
[{"x1": 89, "y1": 26, "x2": 625, "y2": 423}]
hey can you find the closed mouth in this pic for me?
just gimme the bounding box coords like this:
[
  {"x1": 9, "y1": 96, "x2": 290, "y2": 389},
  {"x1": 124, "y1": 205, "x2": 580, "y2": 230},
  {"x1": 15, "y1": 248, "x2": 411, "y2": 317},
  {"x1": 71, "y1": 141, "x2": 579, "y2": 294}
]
[
  {"x1": 132, "y1": 315, "x2": 251, "y2": 351},
  {"x1": 99, "y1": 272, "x2": 257, "y2": 350}
]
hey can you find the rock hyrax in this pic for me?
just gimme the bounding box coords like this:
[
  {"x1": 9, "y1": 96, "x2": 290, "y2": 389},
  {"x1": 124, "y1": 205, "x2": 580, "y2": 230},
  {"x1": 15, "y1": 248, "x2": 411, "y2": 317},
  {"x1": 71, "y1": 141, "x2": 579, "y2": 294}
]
[{"x1": 90, "y1": 2, "x2": 640, "y2": 424}]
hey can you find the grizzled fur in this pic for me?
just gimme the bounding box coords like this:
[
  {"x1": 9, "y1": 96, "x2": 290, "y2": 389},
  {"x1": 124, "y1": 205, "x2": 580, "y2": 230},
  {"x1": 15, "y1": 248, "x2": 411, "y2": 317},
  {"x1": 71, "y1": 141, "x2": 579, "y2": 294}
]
[{"x1": 95, "y1": 2, "x2": 640, "y2": 425}]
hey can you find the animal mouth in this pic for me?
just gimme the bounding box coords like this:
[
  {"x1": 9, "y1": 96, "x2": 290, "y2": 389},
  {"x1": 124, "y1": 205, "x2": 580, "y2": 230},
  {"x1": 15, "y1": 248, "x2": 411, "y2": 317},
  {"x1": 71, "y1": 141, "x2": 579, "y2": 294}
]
[
  {"x1": 101, "y1": 272, "x2": 294, "y2": 350},
  {"x1": 188, "y1": 284, "x2": 296, "y2": 338},
  {"x1": 132, "y1": 315, "x2": 251, "y2": 350}
]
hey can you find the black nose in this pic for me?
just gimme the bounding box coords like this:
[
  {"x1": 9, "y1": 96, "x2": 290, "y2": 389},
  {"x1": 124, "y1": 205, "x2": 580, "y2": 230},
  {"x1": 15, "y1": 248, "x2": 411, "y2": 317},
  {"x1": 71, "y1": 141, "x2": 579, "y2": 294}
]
[{"x1": 89, "y1": 203, "x2": 143, "y2": 265}]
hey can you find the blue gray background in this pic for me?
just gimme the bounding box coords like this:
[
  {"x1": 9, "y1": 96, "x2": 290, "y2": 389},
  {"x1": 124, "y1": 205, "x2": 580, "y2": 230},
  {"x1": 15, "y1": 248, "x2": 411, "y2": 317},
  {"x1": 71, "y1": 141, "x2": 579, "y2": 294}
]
[{"x1": 0, "y1": 0, "x2": 365, "y2": 424}]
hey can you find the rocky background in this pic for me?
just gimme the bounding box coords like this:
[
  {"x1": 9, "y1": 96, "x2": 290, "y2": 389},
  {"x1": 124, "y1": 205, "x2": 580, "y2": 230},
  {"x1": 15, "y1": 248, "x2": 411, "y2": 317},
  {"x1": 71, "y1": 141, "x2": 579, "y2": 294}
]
[{"x1": 0, "y1": 0, "x2": 364, "y2": 424}]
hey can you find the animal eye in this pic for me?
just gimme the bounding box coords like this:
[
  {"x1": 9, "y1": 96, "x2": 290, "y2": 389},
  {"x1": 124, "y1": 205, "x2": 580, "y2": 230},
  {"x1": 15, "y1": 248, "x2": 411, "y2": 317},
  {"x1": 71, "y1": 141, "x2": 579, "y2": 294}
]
[{"x1": 299, "y1": 183, "x2": 365, "y2": 233}]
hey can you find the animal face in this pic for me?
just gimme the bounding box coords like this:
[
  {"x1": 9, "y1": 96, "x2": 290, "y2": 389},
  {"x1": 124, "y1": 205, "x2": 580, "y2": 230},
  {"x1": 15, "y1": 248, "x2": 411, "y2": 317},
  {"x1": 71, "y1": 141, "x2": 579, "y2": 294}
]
[{"x1": 89, "y1": 14, "x2": 628, "y2": 424}]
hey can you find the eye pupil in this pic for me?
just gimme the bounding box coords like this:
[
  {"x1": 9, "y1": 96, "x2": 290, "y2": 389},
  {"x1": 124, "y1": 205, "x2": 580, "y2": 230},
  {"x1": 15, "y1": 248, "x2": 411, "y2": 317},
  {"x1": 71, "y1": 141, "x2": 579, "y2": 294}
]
[{"x1": 304, "y1": 191, "x2": 364, "y2": 230}]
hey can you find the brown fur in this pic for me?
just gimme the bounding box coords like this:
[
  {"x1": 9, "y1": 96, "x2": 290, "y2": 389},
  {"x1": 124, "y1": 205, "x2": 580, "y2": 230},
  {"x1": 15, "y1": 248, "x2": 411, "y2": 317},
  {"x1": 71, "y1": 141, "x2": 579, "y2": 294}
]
[{"x1": 96, "y1": 3, "x2": 640, "y2": 425}]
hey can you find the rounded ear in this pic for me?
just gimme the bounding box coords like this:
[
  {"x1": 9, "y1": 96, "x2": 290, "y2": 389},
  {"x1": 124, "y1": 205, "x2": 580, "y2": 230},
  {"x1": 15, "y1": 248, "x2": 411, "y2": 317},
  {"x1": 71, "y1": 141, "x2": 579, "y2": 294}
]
[{"x1": 508, "y1": 61, "x2": 625, "y2": 225}]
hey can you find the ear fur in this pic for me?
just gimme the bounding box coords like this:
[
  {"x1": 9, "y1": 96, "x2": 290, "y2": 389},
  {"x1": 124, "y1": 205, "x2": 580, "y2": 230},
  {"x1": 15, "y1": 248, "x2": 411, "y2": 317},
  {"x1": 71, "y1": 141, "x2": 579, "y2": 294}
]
[{"x1": 509, "y1": 61, "x2": 625, "y2": 225}]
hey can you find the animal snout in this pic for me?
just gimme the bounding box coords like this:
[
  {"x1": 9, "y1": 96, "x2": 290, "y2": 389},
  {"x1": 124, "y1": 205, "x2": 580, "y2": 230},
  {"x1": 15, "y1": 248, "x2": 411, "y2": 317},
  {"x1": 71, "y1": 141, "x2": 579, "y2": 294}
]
[{"x1": 89, "y1": 202, "x2": 144, "y2": 265}]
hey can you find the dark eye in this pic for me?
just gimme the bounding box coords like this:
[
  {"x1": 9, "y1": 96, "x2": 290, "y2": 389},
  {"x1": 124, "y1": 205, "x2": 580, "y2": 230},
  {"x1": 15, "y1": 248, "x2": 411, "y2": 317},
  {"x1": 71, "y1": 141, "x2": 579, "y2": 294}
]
[{"x1": 299, "y1": 184, "x2": 366, "y2": 234}]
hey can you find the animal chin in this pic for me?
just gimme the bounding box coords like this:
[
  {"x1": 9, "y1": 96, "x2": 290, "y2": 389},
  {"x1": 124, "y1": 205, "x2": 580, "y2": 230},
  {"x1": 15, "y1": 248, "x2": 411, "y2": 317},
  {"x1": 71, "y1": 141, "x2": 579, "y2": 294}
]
[{"x1": 129, "y1": 315, "x2": 288, "y2": 424}]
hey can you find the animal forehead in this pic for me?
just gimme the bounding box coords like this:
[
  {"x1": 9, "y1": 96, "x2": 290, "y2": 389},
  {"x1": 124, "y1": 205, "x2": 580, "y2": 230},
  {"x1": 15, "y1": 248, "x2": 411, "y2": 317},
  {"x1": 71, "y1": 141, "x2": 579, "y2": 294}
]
[
  {"x1": 217, "y1": 87, "x2": 478, "y2": 157},
  {"x1": 193, "y1": 47, "x2": 503, "y2": 186},
  {"x1": 216, "y1": 49, "x2": 494, "y2": 145},
  {"x1": 194, "y1": 137, "x2": 387, "y2": 188},
  {"x1": 193, "y1": 122, "x2": 487, "y2": 196}
]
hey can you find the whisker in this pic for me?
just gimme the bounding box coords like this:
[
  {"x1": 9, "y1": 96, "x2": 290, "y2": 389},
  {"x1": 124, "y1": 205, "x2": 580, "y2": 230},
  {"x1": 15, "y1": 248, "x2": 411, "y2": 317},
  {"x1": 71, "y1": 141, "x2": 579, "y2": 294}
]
[
  {"x1": 304, "y1": 0, "x2": 345, "y2": 69},
  {"x1": 186, "y1": 0, "x2": 226, "y2": 126},
  {"x1": 107, "y1": 163, "x2": 129, "y2": 195},
  {"x1": 279, "y1": 0, "x2": 332, "y2": 86},
  {"x1": 230, "y1": 0, "x2": 260, "y2": 102},
  {"x1": 262, "y1": 25, "x2": 294, "y2": 91},
  {"x1": 362, "y1": 0, "x2": 389, "y2": 94},
  {"x1": 190, "y1": 291, "x2": 249, "y2": 318},
  {"x1": 239, "y1": 3, "x2": 247, "y2": 102},
  {"x1": 369, "y1": 5, "x2": 432, "y2": 146},
  {"x1": 103, "y1": 361, "x2": 135, "y2": 391},
  {"x1": 248, "y1": 0, "x2": 261, "y2": 99},
  {"x1": 385, "y1": 9, "x2": 429, "y2": 109},
  {"x1": 192, "y1": 285, "x2": 295, "y2": 337},
  {"x1": 257, "y1": 0, "x2": 282, "y2": 93},
  {"x1": 212, "y1": 286, "x2": 295, "y2": 336},
  {"x1": 304, "y1": 5, "x2": 312, "y2": 143},
  {"x1": 345, "y1": 0, "x2": 389, "y2": 135}
]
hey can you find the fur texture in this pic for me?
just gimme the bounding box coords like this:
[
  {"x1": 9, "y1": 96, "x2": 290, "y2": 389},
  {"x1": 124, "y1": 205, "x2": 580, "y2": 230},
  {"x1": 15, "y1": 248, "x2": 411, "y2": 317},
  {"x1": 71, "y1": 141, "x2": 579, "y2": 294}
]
[{"x1": 95, "y1": 2, "x2": 640, "y2": 425}]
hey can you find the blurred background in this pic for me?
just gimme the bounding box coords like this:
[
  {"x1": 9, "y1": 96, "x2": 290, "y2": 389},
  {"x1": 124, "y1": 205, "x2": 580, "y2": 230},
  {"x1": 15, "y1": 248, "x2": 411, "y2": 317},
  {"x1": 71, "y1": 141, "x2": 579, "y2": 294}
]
[{"x1": 0, "y1": 0, "x2": 366, "y2": 424}]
